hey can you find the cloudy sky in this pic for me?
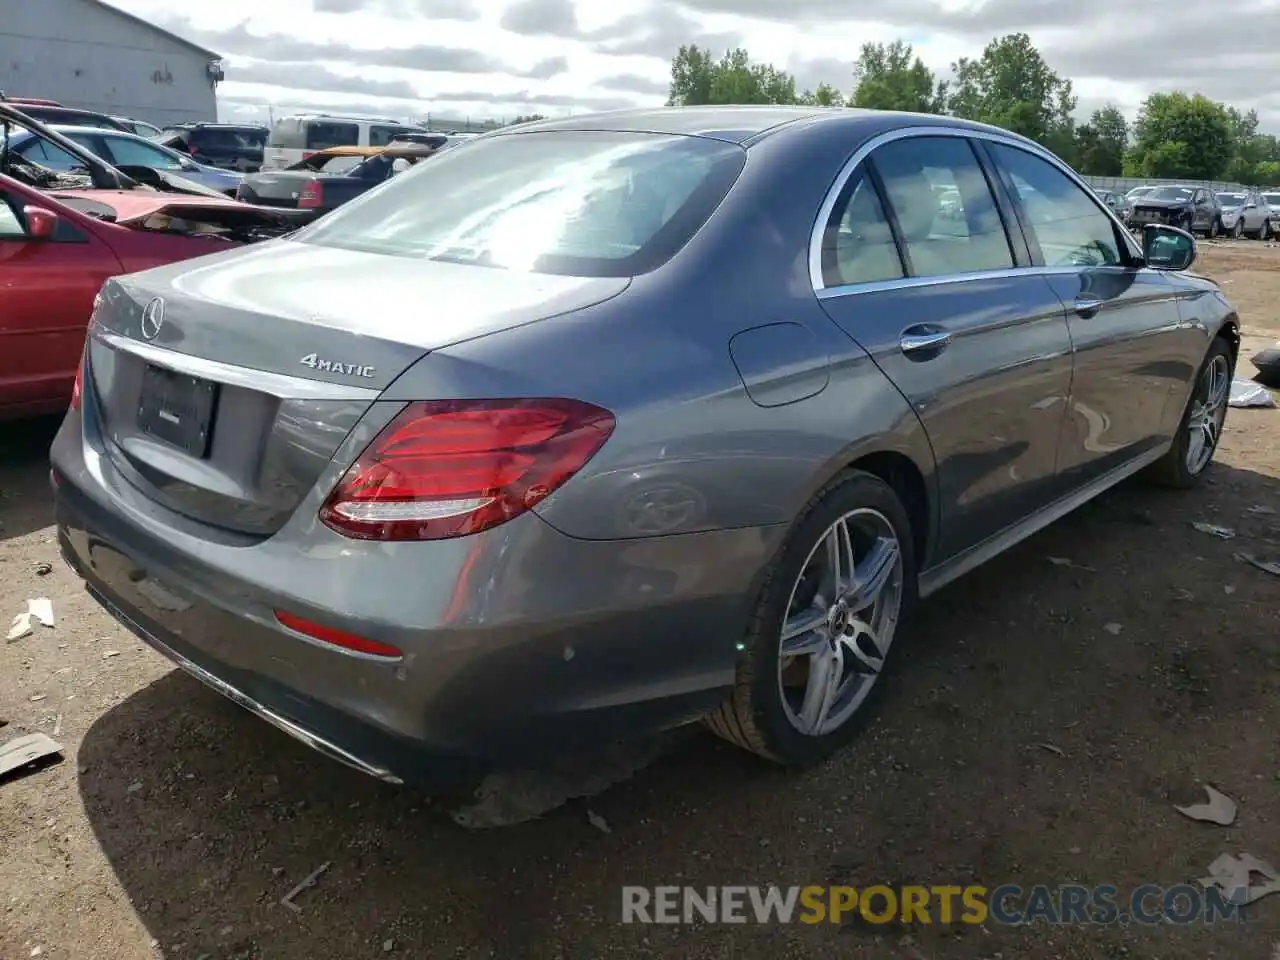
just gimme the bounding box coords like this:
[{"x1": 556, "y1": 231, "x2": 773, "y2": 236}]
[{"x1": 108, "y1": 0, "x2": 1280, "y2": 129}]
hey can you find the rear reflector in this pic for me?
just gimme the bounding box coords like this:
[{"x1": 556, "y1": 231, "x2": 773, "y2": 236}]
[
  {"x1": 320, "y1": 398, "x2": 615, "y2": 541},
  {"x1": 274, "y1": 609, "x2": 403, "y2": 658}
]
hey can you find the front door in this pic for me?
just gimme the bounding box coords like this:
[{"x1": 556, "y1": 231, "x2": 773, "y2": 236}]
[
  {"x1": 0, "y1": 191, "x2": 120, "y2": 413},
  {"x1": 815, "y1": 134, "x2": 1074, "y2": 563},
  {"x1": 982, "y1": 141, "x2": 1188, "y2": 485}
]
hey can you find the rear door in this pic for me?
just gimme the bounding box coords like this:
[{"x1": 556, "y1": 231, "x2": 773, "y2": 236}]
[
  {"x1": 982, "y1": 141, "x2": 1185, "y2": 484},
  {"x1": 0, "y1": 188, "x2": 121, "y2": 412},
  {"x1": 815, "y1": 134, "x2": 1074, "y2": 562}
]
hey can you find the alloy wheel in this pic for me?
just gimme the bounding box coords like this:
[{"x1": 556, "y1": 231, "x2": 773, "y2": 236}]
[
  {"x1": 1233, "y1": 219, "x2": 1244, "y2": 239},
  {"x1": 776, "y1": 508, "x2": 904, "y2": 737},
  {"x1": 1186, "y1": 354, "x2": 1230, "y2": 475}
]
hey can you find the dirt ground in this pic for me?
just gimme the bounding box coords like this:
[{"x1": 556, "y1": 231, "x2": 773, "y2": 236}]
[{"x1": 2, "y1": 243, "x2": 1279, "y2": 960}]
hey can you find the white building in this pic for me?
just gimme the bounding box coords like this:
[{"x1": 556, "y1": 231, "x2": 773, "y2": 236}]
[{"x1": 0, "y1": 0, "x2": 223, "y2": 126}]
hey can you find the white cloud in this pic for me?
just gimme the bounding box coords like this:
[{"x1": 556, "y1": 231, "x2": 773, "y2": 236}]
[{"x1": 105, "y1": 0, "x2": 1280, "y2": 129}]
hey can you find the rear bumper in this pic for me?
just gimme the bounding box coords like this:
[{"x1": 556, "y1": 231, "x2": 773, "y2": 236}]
[{"x1": 52, "y1": 413, "x2": 770, "y2": 784}]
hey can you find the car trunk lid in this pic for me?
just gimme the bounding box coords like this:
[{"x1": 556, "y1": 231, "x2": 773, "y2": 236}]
[{"x1": 84, "y1": 239, "x2": 629, "y2": 537}]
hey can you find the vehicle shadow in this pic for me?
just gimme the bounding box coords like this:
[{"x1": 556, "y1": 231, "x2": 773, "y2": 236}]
[
  {"x1": 77, "y1": 461, "x2": 1280, "y2": 958},
  {"x1": 0, "y1": 415, "x2": 60, "y2": 542}
]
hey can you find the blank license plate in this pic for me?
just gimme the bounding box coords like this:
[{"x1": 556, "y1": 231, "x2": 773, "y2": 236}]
[{"x1": 137, "y1": 365, "x2": 218, "y2": 457}]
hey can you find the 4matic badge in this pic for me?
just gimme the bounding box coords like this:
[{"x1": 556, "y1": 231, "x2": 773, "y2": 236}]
[{"x1": 299, "y1": 353, "x2": 376, "y2": 378}]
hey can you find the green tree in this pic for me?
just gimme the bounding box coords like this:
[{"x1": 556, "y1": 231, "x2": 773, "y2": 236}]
[
  {"x1": 799, "y1": 82, "x2": 842, "y2": 106},
  {"x1": 1124, "y1": 92, "x2": 1233, "y2": 180},
  {"x1": 509, "y1": 114, "x2": 547, "y2": 125},
  {"x1": 667, "y1": 45, "x2": 799, "y2": 106},
  {"x1": 1074, "y1": 104, "x2": 1127, "y2": 175},
  {"x1": 945, "y1": 33, "x2": 1077, "y2": 148},
  {"x1": 849, "y1": 40, "x2": 945, "y2": 113}
]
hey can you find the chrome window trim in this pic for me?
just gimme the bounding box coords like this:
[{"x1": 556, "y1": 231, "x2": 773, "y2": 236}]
[
  {"x1": 814, "y1": 264, "x2": 1085, "y2": 300},
  {"x1": 91, "y1": 326, "x2": 382, "y2": 402},
  {"x1": 809, "y1": 124, "x2": 1143, "y2": 297}
]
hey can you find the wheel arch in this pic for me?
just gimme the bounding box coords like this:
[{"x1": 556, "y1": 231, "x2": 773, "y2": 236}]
[{"x1": 793, "y1": 441, "x2": 938, "y2": 573}]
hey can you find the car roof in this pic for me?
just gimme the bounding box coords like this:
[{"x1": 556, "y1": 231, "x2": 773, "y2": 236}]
[{"x1": 498, "y1": 105, "x2": 1037, "y2": 147}]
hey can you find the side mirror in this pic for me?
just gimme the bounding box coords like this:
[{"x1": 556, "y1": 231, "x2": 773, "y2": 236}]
[
  {"x1": 23, "y1": 205, "x2": 58, "y2": 240},
  {"x1": 1143, "y1": 224, "x2": 1196, "y2": 271}
]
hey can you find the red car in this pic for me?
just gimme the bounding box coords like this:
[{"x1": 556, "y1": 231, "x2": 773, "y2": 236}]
[{"x1": 0, "y1": 178, "x2": 306, "y2": 420}]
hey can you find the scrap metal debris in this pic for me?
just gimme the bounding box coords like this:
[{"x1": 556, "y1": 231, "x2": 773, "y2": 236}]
[
  {"x1": 587, "y1": 810, "x2": 612, "y2": 834},
  {"x1": 1236, "y1": 552, "x2": 1280, "y2": 577},
  {"x1": 1201, "y1": 852, "x2": 1280, "y2": 906},
  {"x1": 1192, "y1": 522, "x2": 1236, "y2": 539},
  {"x1": 1103, "y1": 622, "x2": 1123, "y2": 636},
  {"x1": 1046, "y1": 556, "x2": 1096, "y2": 572},
  {"x1": 0, "y1": 733, "x2": 63, "y2": 781},
  {"x1": 1032, "y1": 742, "x2": 1065, "y2": 757},
  {"x1": 7, "y1": 598, "x2": 55, "y2": 642},
  {"x1": 1175, "y1": 785, "x2": 1238, "y2": 826},
  {"x1": 1228, "y1": 378, "x2": 1276, "y2": 408},
  {"x1": 281, "y1": 861, "x2": 331, "y2": 914},
  {"x1": 34, "y1": 562, "x2": 52, "y2": 576}
]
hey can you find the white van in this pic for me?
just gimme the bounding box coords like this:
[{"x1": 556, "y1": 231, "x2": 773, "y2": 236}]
[{"x1": 260, "y1": 113, "x2": 425, "y2": 170}]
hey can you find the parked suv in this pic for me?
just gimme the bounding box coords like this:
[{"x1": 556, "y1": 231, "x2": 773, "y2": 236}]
[
  {"x1": 157, "y1": 123, "x2": 267, "y2": 172},
  {"x1": 1217, "y1": 191, "x2": 1273, "y2": 240},
  {"x1": 1129, "y1": 185, "x2": 1223, "y2": 237},
  {"x1": 261, "y1": 114, "x2": 424, "y2": 170}
]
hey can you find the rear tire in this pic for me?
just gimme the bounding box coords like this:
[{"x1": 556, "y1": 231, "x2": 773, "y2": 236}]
[
  {"x1": 1147, "y1": 337, "x2": 1234, "y2": 489},
  {"x1": 705, "y1": 470, "x2": 917, "y2": 766}
]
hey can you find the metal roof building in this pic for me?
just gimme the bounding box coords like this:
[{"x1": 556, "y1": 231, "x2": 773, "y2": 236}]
[{"x1": 0, "y1": 0, "x2": 223, "y2": 126}]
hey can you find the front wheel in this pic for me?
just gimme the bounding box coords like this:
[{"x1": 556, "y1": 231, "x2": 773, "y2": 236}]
[
  {"x1": 706, "y1": 470, "x2": 915, "y2": 766},
  {"x1": 1260, "y1": 220, "x2": 1272, "y2": 241},
  {"x1": 1232, "y1": 218, "x2": 1244, "y2": 239},
  {"x1": 1208, "y1": 217, "x2": 1221, "y2": 239},
  {"x1": 1148, "y1": 337, "x2": 1233, "y2": 488}
]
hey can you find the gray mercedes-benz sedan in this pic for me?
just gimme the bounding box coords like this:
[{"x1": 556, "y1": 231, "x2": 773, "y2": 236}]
[{"x1": 52, "y1": 106, "x2": 1239, "y2": 784}]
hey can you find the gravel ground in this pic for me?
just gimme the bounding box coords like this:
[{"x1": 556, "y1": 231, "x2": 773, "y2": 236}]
[{"x1": 2, "y1": 243, "x2": 1279, "y2": 960}]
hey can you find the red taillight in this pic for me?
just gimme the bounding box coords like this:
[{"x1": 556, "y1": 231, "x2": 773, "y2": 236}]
[
  {"x1": 274, "y1": 609, "x2": 403, "y2": 658},
  {"x1": 320, "y1": 398, "x2": 615, "y2": 541},
  {"x1": 70, "y1": 348, "x2": 85, "y2": 411},
  {"x1": 298, "y1": 179, "x2": 323, "y2": 209}
]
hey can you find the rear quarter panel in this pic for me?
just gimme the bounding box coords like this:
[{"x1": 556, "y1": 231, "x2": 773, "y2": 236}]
[{"x1": 381, "y1": 119, "x2": 938, "y2": 546}]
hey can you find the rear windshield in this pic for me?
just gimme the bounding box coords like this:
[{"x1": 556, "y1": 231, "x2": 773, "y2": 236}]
[
  {"x1": 298, "y1": 131, "x2": 746, "y2": 277},
  {"x1": 195, "y1": 127, "x2": 266, "y2": 149}
]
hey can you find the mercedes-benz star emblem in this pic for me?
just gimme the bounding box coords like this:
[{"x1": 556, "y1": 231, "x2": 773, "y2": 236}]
[{"x1": 139, "y1": 297, "x2": 165, "y2": 341}]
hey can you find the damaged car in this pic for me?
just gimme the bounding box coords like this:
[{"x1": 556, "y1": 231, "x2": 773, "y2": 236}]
[{"x1": 0, "y1": 102, "x2": 307, "y2": 419}]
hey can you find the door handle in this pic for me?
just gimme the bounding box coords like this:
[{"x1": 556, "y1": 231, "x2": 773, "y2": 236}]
[
  {"x1": 1073, "y1": 298, "x2": 1104, "y2": 319},
  {"x1": 899, "y1": 326, "x2": 951, "y2": 357}
]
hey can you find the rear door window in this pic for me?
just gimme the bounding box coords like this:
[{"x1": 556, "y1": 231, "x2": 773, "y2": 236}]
[
  {"x1": 820, "y1": 169, "x2": 905, "y2": 287},
  {"x1": 869, "y1": 136, "x2": 1014, "y2": 278},
  {"x1": 100, "y1": 134, "x2": 185, "y2": 170},
  {"x1": 369, "y1": 125, "x2": 418, "y2": 147},
  {"x1": 306, "y1": 122, "x2": 359, "y2": 150}
]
